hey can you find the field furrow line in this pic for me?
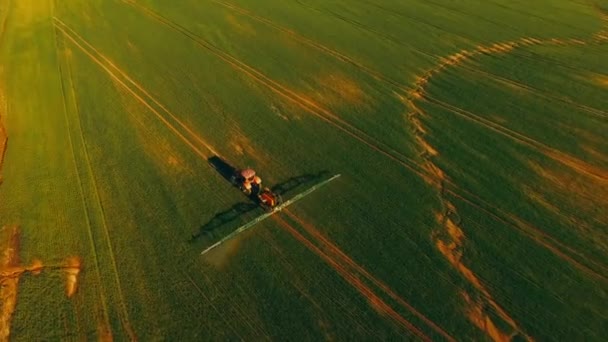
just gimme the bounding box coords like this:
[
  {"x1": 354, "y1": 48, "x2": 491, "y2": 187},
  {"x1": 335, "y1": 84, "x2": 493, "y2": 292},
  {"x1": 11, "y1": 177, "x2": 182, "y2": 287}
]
[
  {"x1": 53, "y1": 24, "x2": 113, "y2": 338},
  {"x1": 260, "y1": 230, "x2": 373, "y2": 335},
  {"x1": 457, "y1": 64, "x2": 608, "y2": 120},
  {"x1": 210, "y1": 0, "x2": 408, "y2": 92},
  {"x1": 291, "y1": 0, "x2": 442, "y2": 62},
  {"x1": 273, "y1": 216, "x2": 432, "y2": 341},
  {"x1": 283, "y1": 210, "x2": 456, "y2": 341},
  {"x1": 60, "y1": 29, "x2": 137, "y2": 341},
  {"x1": 53, "y1": 18, "x2": 220, "y2": 157},
  {"x1": 54, "y1": 23, "x2": 212, "y2": 164},
  {"x1": 592, "y1": 4, "x2": 608, "y2": 43},
  {"x1": 196, "y1": 269, "x2": 271, "y2": 338},
  {"x1": 457, "y1": 210, "x2": 608, "y2": 306},
  {"x1": 424, "y1": 95, "x2": 608, "y2": 182},
  {"x1": 445, "y1": 188, "x2": 608, "y2": 281},
  {"x1": 179, "y1": 271, "x2": 246, "y2": 339},
  {"x1": 484, "y1": 0, "x2": 593, "y2": 35},
  {"x1": 380, "y1": 0, "x2": 527, "y2": 38},
  {"x1": 504, "y1": 46, "x2": 608, "y2": 77}
]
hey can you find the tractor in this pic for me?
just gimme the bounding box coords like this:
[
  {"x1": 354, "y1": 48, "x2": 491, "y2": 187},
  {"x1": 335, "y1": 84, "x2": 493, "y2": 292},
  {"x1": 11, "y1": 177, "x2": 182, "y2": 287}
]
[{"x1": 230, "y1": 168, "x2": 282, "y2": 211}]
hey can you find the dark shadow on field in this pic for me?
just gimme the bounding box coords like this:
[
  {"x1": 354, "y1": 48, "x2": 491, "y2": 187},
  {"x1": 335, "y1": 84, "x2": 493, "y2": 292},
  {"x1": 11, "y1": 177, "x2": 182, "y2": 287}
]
[
  {"x1": 270, "y1": 170, "x2": 331, "y2": 196},
  {"x1": 189, "y1": 201, "x2": 259, "y2": 242},
  {"x1": 208, "y1": 155, "x2": 236, "y2": 183},
  {"x1": 189, "y1": 156, "x2": 330, "y2": 242}
]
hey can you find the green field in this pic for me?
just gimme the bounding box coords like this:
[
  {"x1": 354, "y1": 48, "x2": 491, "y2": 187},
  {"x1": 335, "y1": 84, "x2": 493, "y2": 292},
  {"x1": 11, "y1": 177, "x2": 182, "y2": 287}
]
[{"x1": 0, "y1": 0, "x2": 607, "y2": 340}]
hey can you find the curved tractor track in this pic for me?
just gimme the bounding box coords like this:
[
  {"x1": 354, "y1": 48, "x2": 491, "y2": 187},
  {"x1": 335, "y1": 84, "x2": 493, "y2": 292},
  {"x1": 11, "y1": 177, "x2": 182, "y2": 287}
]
[{"x1": 406, "y1": 3, "x2": 608, "y2": 341}]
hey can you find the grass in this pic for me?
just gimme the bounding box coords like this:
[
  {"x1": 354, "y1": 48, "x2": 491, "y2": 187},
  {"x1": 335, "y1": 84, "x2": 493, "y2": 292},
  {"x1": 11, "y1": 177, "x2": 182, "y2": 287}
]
[{"x1": 0, "y1": 0, "x2": 607, "y2": 340}]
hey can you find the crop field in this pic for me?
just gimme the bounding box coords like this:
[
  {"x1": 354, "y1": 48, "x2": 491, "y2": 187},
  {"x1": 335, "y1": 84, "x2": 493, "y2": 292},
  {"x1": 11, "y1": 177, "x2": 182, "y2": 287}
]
[{"x1": 0, "y1": 0, "x2": 607, "y2": 340}]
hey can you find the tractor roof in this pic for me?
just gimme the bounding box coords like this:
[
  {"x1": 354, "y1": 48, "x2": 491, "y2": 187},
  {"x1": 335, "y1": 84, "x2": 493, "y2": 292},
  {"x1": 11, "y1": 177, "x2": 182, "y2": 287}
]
[{"x1": 241, "y1": 168, "x2": 256, "y2": 178}]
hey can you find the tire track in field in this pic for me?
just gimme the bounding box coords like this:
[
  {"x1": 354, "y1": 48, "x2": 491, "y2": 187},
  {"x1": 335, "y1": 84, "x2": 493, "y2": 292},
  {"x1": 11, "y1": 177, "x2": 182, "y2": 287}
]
[
  {"x1": 54, "y1": 22, "x2": 213, "y2": 163},
  {"x1": 57, "y1": 27, "x2": 137, "y2": 341},
  {"x1": 179, "y1": 270, "x2": 245, "y2": 339},
  {"x1": 363, "y1": 0, "x2": 527, "y2": 39},
  {"x1": 53, "y1": 18, "x2": 220, "y2": 158},
  {"x1": 282, "y1": 210, "x2": 456, "y2": 342},
  {"x1": 446, "y1": 189, "x2": 608, "y2": 280},
  {"x1": 291, "y1": 0, "x2": 444, "y2": 62},
  {"x1": 406, "y1": 4, "x2": 608, "y2": 340},
  {"x1": 272, "y1": 215, "x2": 432, "y2": 341},
  {"x1": 53, "y1": 24, "x2": 113, "y2": 339},
  {"x1": 424, "y1": 95, "x2": 608, "y2": 182},
  {"x1": 592, "y1": 5, "x2": 608, "y2": 43},
  {"x1": 260, "y1": 230, "x2": 367, "y2": 337},
  {"x1": 177, "y1": 262, "x2": 271, "y2": 338},
  {"x1": 457, "y1": 64, "x2": 608, "y2": 120},
  {"x1": 210, "y1": 0, "x2": 408, "y2": 92}
]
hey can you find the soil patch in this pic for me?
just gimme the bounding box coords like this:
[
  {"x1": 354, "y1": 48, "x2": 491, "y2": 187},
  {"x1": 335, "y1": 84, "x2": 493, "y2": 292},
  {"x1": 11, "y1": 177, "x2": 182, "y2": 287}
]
[
  {"x1": 64, "y1": 257, "x2": 81, "y2": 298},
  {"x1": 0, "y1": 226, "x2": 20, "y2": 342}
]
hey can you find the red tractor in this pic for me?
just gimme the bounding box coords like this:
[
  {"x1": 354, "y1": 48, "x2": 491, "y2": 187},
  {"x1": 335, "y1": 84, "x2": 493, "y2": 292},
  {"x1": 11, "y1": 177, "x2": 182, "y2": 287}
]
[{"x1": 231, "y1": 168, "x2": 282, "y2": 211}]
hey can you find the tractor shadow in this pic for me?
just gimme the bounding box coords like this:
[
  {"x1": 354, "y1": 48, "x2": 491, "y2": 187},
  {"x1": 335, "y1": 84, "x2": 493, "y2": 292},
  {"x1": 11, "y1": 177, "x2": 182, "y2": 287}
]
[
  {"x1": 190, "y1": 156, "x2": 329, "y2": 242},
  {"x1": 208, "y1": 155, "x2": 237, "y2": 183}
]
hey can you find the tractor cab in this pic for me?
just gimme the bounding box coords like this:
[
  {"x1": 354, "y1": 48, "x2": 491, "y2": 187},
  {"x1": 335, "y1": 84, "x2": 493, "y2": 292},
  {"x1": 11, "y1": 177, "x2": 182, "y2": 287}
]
[
  {"x1": 232, "y1": 168, "x2": 262, "y2": 195},
  {"x1": 229, "y1": 167, "x2": 281, "y2": 210}
]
